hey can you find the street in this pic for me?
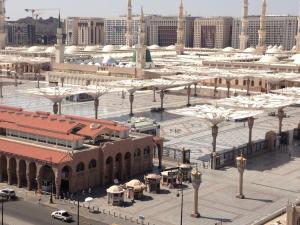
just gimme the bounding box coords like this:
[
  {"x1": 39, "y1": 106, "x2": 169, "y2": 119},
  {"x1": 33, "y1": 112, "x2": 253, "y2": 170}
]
[{"x1": 1, "y1": 198, "x2": 108, "y2": 225}]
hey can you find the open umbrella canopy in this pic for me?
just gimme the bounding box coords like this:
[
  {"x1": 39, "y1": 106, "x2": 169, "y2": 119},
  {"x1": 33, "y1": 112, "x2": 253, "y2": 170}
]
[
  {"x1": 84, "y1": 197, "x2": 94, "y2": 202},
  {"x1": 168, "y1": 104, "x2": 262, "y2": 126}
]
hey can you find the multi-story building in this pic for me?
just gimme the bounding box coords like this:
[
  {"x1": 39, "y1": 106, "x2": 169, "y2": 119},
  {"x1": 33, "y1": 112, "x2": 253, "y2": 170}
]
[
  {"x1": 194, "y1": 17, "x2": 233, "y2": 49},
  {"x1": 105, "y1": 15, "x2": 195, "y2": 47},
  {"x1": 105, "y1": 16, "x2": 141, "y2": 46},
  {"x1": 65, "y1": 17, "x2": 105, "y2": 46},
  {"x1": 146, "y1": 15, "x2": 195, "y2": 47},
  {"x1": 5, "y1": 22, "x2": 36, "y2": 45},
  {"x1": 232, "y1": 15, "x2": 298, "y2": 50}
]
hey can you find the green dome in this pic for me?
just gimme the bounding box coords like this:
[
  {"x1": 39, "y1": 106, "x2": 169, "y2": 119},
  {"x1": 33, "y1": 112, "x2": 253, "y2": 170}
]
[{"x1": 132, "y1": 48, "x2": 153, "y2": 63}]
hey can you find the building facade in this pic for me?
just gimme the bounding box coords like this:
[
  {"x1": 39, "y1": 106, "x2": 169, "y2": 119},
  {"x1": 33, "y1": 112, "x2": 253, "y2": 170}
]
[
  {"x1": 0, "y1": 106, "x2": 162, "y2": 196},
  {"x1": 232, "y1": 16, "x2": 298, "y2": 50},
  {"x1": 65, "y1": 17, "x2": 105, "y2": 46},
  {"x1": 194, "y1": 17, "x2": 233, "y2": 49},
  {"x1": 5, "y1": 22, "x2": 36, "y2": 46},
  {"x1": 105, "y1": 16, "x2": 141, "y2": 46}
]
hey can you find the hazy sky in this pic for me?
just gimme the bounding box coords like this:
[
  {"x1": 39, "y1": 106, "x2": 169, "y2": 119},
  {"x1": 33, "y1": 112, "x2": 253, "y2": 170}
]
[{"x1": 5, "y1": 0, "x2": 299, "y2": 20}]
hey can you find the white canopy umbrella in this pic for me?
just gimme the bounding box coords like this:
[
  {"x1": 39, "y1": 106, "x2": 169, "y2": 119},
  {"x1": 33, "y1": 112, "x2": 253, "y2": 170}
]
[{"x1": 169, "y1": 104, "x2": 261, "y2": 169}]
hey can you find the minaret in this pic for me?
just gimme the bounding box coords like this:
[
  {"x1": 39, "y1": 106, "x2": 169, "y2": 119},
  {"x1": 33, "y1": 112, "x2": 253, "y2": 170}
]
[
  {"x1": 55, "y1": 12, "x2": 65, "y2": 64},
  {"x1": 295, "y1": 0, "x2": 300, "y2": 52},
  {"x1": 135, "y1": 7, "x2": 146, "y2": 69},
  {"x1": 0, "y1": 0, "x2": 6, "y2": 49},
  {"x1": 175, "y1": 0, "x2": 185, "y2": 55},
  {"x1": 239, "y1": 0, "x2": 249, "y2": 51},
  {"x1": 256, "y1": 0, "x2": 267, "y2": 54},
  {"x1": 125, "y1": 0, "x2": 133, "y2": 47}
]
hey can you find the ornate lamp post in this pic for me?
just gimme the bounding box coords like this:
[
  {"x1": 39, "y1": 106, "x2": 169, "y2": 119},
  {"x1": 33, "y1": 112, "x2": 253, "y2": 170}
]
[
  {"x1": 236, "y1": 155, "x2": 247, "y2": 199},
  {"x1": 191, "y1": 168, "x2": 202, "y2": 218}
]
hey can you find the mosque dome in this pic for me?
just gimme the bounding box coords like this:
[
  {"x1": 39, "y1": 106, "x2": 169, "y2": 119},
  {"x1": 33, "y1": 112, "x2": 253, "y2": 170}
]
[
  {"x1": 119, "y1": 45, "x2": 132, "y2": 51},
  {"x1": 292, "y1": 46, "x2": 297, "y2": 51},
  {"x1": 87, "y1": 61, "x2": 94, "y2": 65},
  {"x1": 267, "y1": 45, "x2": 273, "y2": 49},
  {"x1": 148, "y1": 44, "x2": 160, "y2": 50},
  {"x1": 45, "y1": 46, "x2": 55, "y2": 54},
  {"x1": 278, "y1": 45, "x2": 284, "y2": 51},
  {"x1": 102, "y1": 45, "x2": 115, "y2": 52},
  {"x1": 166, "y1": 45, "x2": 176, "y2": 50},
  {"x1": 258, "y1": 55, "x2": 279, "y2": 64},
  {"x1": 222, "y1": 47, "x2": 235, "y2": 52},
  {"x1": 106, "y1": 185, "x2": 125, "y2": 194},
  {"x1": 291, "y1": 54, "x2": 300, "y2": 60},
  {"x1": 27, "y1": 46, "x2": 44, "y2": 53},
  {"x1": 102, "y1": 55, "x2": 117, "y2": 65},
  {"x1": 65, "y1": 46, "x2": 79, "y2": 54},
  {"x1": 243, "y1": 47, "x2": 256, "y2": 53},
  {"x1": 84, "y1": 46, "x2": 100, "y2": 52}
]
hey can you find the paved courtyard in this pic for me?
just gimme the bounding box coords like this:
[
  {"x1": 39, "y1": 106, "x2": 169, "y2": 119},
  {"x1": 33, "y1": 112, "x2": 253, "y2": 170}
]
[{"x1": 2, "y1": 80, "x2": 300, "y2": 162}]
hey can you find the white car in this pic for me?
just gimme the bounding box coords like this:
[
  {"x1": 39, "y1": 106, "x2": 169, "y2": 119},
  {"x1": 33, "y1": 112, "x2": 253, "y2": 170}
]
[
  {"x1": 0, "y1": 189, "x2": 16, "y2": 199},
  {"x1": 51, "y1": 210, "x2": 73, "y2": 222}
]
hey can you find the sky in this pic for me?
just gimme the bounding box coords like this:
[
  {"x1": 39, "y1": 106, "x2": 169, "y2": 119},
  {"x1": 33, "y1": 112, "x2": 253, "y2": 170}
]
[{"x1": 5, "y1": 0, "x2": 299, "y2": 20}]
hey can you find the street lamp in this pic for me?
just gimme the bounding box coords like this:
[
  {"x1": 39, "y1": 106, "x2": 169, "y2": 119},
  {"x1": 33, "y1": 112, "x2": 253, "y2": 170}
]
[
  {"x1": 236, "y1": 155, "x2": 247, "y2": 199},
  {"x1": 191, "y1": 168, "x2": 202, "y2": 218}
]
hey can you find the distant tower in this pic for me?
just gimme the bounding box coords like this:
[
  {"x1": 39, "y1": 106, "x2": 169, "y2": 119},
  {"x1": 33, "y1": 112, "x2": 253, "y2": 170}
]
[
  {"x1": 55, "y1": 12, "x2": 65, "y2": 64},
  {"x1": 239, "y1": 0, "x2": 249, "y2": 51},
  {"x1": 135, "y1": 7, "x2": 146, "y2": 69},
  {"x1": 175, "y1": 0, "x2": 185, "y2": 55},
  {"x1": 295, "y1": 0, "x2": 300, "y2": 52},
  {"x1": 256, "y1": 0, "x2": 267, "y2": 54},
  {"x1": 125, "y1": 0, "x2": 133, "y2": 47},
  {"x1": 0, "y1": 0, "x2": 6, "y2": 49}
]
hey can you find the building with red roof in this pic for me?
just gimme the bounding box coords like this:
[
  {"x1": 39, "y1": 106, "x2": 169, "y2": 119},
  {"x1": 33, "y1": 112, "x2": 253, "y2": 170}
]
[{"x1": 0, "y1": 105, "x2": 163, "y2": 196}]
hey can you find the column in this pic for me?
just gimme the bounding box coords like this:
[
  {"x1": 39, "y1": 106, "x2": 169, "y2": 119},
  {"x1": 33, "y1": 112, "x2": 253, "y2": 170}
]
[
  {"x1": 0, "y1": 155, "x2": 3, "y2": 182},
  {"x1": 7, "y1": 157, "x2": 12, "y2": 185},
  {"x1": 94, "y1": 97, "x2": 99, "y2": 119},
  {"x1": 226, "y1": 79, "x2": 231, "y2": 98},
  {"x1": 153, "y1": 88, "x2": 156, "y2": 102},
  {"x1": 160, "y1": 90, "x2": 165, "y2": 111},
  {"x1": 246, "y1": 78, "x2": 250, "y2": 96},
  {"x1": 129, "y1": 92, "x2": 134, "y2": 116},
  {"x1": 186, "y1": 85, "x2": 191, "y2": 107},
  {"x1": 194, "y1": 83, "x2": 197, "y2": 97},
  {"x1": 58, "y1": 100, "x2": 62, "y2": 115},
  {"x1": 53, "y1": 102, "x2": 59, "y2": 115},
  {"x1": 60, "y1": 77, "x2": 65, "y2": 87},
  {"x1": 278, "y1": 108, "x2": 284, "y2": 135},
  {"x1": 37, "y1": 174, "x2": 42, "y2": 193},
  {"x1": 16, "y1": 159, "x2": 21, "y2": 188},
  {"x1": 55, "y1": 172, "x2": 61, "y2": 198},
  {"x1": 26, "y1": 169, "x2": 31, "y2": 191},
  {"x1": 213, "y1": 78, "x2": 218, "y2": 98},
  {"x1": 248, "y1": 117, "x2": 254, "y2": 153},
  {"x1": 211, "y1": 125, "x2": 219, "y2": 170}
]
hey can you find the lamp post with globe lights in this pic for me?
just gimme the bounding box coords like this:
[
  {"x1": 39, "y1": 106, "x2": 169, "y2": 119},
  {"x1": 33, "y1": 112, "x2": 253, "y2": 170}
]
[
  {"x1": 236, "y1": 155, "x2": 247, "y2": 199},
  {"x1": 191, "y1": 168, "x2": 202, "y2": 218}
]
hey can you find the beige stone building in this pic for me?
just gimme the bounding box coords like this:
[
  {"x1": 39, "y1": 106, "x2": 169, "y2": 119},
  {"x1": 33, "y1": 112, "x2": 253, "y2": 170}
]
[
  {"x1": 65, "y1": 17, "x2": 105, "y2": 46},
  {"x1": 194, "y1": 17, "x2": 233, "y2": 49}
]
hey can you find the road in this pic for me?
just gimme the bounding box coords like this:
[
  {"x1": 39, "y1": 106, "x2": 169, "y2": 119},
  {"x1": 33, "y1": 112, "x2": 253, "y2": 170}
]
[{"x1": 1, "y1": 198, "x2": 108, "y2": 225}]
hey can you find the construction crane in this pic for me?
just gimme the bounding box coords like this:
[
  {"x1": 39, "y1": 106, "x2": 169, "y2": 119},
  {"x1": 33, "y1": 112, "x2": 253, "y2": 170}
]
[{"x1": 24, "y1": 8, "x2": 60, "y2": 20}]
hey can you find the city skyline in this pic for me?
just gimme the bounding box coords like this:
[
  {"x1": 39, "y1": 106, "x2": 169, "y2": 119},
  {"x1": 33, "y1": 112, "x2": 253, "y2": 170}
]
[{"x1": 5, "y1": 0, "x2": 299, "y2": 20}]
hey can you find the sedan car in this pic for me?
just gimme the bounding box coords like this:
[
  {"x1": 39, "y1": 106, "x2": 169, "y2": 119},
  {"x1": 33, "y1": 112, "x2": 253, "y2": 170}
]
[
  {"x1": 0, "y1": 189, "x2": 16, "y2": 199},
  {"x1": 51, "y1": 210, "x2": 73, "y2": 222}
]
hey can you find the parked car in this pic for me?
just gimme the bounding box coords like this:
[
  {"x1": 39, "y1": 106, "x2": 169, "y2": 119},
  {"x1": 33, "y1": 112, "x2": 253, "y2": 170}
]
[
  {"x1": 0, "y1": 190, "x2": 8, "y2": 200},
  {"x1": 0, "y1": 188, "x2": 16, "y2": 199},
  {"x1": 51, "y1": 210, "x2": 73, "y2": 222}
]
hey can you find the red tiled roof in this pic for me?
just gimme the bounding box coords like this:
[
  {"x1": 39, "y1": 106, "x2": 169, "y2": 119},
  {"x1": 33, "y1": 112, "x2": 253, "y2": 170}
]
[
  {"x1": 0, "y1": 138, "x2": 73, "y2": 164},
  {"x1": 0, "y1": 105, "x2": 130, "y2": 141}
]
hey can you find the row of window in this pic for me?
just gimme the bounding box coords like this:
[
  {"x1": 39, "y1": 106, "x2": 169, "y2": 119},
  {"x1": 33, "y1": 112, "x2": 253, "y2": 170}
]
[{"x1": 76, "y1": 159, "x2": 97, "y2": 172}]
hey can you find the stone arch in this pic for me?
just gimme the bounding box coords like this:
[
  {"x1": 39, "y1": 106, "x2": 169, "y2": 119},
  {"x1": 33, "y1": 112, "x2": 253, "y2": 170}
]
[
  {"x1": 88, "y1": 159, "x2": 97, "y2": 169},
  {"x1": 265, "y1": 131, "x2": 277, "y2": 151},
  {"x1": 28, "y1": 162, "x2": 37, "y2": 190},
  {"x1": 124, "y1": 152, "x2": 131, "y2": 180},
  {"x1": 18, "y1": 159, "x2": 27, "y2": 187},
  {"x1": 8, "y1": 158, "x2": 17, "y2": 185},
  {"x1": 76, "y1": 162, "x2": 85, "y2": 172},
  {"x1": 115, "y1": 153, "x2": 122, "y2": 181},
  {"x1": 61, "y1": 165, "x2": 72, "y2": 194},
  {"x1": 105, "y1": 156, "x2": 113, "y2": 185},
  {"x1": 39, "y1": 165, "x2": 56, "y2": 194},
  {"x1": 0, "y1": 155, "x2": 7, "y2": 182}
]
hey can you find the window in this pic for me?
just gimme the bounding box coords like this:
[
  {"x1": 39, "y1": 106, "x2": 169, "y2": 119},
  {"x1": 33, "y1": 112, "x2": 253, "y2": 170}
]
[
  {"x1": 235, "y1": 79, "x2": 239, "y2": 85},
  {"x1": 218, "y1": 78, "x2": 222, "y2": 84},
  {"x1": 76, "y1": 162, "x2": 85, "y2": 172},
  {"x1": 251, "y1": 80, "x2": 254, "y2": 87},
  {"x1": 88, "y1": 159, "x2": 97, "y2": 169}
]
